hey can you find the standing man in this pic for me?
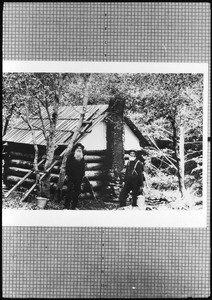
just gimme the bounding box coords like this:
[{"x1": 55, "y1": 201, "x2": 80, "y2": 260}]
[
  {"x1": 64, "y1": 143, "x2": 85, "y2": 210},
  {"x1": 119, "y1": 149, "x2": 144, "y2": 208}
]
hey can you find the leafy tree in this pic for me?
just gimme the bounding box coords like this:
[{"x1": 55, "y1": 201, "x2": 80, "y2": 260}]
[
  {"x1": 56, "y1": 73, "x2": 93, "y2": 201},
  {"x1": 3, "y1": 73, "x2": 68, "y2": 197},
  {"x1": 127, "y1": 73, "x2": 203, "y2": 197},
  {"x1": 2, "y1": 74, "x2": 27, "y2": 135}
]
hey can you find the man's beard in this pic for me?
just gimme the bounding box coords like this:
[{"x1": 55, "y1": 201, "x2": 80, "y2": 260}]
[
  {"x1": 129, "y1": 156, "x2": 136, "y2": 161},
  {"x1": 74, "y1": 152, "x2": 83, "y2": 161}
]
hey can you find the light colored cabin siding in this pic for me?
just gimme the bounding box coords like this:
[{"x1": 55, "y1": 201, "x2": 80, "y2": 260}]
[
  {"x1": 124, "y1": 124, "x2": 140, "y2": 150},
  {"x1": 80, "y1": 121, "x2": 107, "y2": 150},
  {"x1": 80, "y1": 121, "x2": 141, "y2": 151}
]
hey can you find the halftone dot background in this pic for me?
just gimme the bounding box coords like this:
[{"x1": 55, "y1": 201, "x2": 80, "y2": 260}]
[{"x1": 3, "y1": 2, "x2": 210, "y2": 298}]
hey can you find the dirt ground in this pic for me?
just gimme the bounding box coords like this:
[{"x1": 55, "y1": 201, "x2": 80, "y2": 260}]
[
  {"x1": 2, "y1": 184, "x2": 117, "y2": 210},
  {"x1": 2, "y1": 184, "x2": 203, "y2": 211}
]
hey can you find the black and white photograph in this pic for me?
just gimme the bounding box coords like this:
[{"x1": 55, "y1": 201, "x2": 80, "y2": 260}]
[
  {"x1": 2, "y1": 3, "x2": 210, "y2": 299},
  {"x1": 2, "y1": 62, "x2": 208, "y2": 227}
]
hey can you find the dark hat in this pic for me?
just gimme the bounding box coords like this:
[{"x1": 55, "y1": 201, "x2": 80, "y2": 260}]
[{"x1": 72, "y1": 143, "x2": 85, "y2": 152}]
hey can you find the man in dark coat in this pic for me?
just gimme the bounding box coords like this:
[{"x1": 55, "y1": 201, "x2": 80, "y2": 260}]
[
  {"x1": 64, "y1": 143, "x2": 85, "y2": 210},
  {"x1": 119, "y1": 149, "x2": 144, "y2": 208}
]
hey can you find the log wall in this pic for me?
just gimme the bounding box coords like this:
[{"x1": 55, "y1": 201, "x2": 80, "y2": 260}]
[
  {"x1": 3, "y1": 144, "x2": 108, "y2": 201},
  {"x1": 3, "y1": 144, "x2": 136, "y2": 202}
]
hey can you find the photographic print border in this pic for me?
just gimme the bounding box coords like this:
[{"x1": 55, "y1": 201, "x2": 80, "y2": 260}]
[{"x1": 2, "y1": 61, "x2": 208, "y2": 227}]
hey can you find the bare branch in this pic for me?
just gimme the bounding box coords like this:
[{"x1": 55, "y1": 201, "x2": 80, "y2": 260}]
[
  {"x1": 147, "y1": 134, "x2": 178, "y2": 170},
  {"x1": 21, "y1": 115, "x2": 28, "y2": 124},
  {"x1": 184, "y1": 141, "x2": 202, "y2": 145},
  {"x1": 185, "y1": 158, "x2": 202, "y2": 164},
  {"x1": 185, "y1": 150, "x2": 203, "y2": 158}
]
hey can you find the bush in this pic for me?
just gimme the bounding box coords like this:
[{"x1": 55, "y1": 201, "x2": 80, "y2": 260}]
[
  {"x1": 146, "y1": 173, "x2": 178, "y2": 191},
  {"x1": 184, "y1": 174, "x2": 202, "y2": 196}
]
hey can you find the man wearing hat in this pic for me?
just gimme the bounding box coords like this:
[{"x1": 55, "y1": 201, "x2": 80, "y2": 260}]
[
  {"x1": 119, "y1": 149, "x2": 144, "y2": 208},
  {"x1": 64, "y1": 143, "x2": 85, "y2": 210}
]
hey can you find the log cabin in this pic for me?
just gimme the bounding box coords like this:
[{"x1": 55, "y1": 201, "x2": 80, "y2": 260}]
[{"x1": 2, "y1": 99, "x2": 150, "y2": 202}]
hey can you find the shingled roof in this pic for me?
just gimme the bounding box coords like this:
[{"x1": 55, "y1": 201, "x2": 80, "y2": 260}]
[{"x1": 3, "y1": 104, "x2": 149, "y2": 146}]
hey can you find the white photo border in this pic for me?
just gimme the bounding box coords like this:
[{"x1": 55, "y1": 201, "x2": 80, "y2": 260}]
[{"x1": 2, "y1": 61, "x2": 208, "y2": 228}]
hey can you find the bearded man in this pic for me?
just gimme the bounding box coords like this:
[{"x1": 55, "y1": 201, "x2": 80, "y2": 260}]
[
  {"x1": 119, "y1": 149, "x2": 144, "y2": 208},
  {"x1": 64, "y1": 143, "x2": 85, "y2": 210}
]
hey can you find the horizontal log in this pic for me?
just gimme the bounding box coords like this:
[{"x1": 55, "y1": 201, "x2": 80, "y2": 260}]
[
  {"x1": 9, "y1": 166, "x2": 32, "y2": 173},
  {"x1": 6, "y1": 175, "x2": 35, "y2": 187},
  {"x1": 8, "y1": 150, "x2": 130, "y2": 163},
  {"x1": 9, "y1": 152, "x2": 106, "y2": 164},
  {"x1": 6, "y1": 169, "x2": 103, "y2": 187},
  {"x1": 9, "y1": 150, "x2": 107, "y2": 157},
  {"x1": 8, "y1": 167, "x2": 35, "y2": 178},
  {"x1": 84, "y1": 150, "x2": 107, "y2": 155},
  {"x1": 85, "y1": 162, "x2": 104, "y2": 170},
  {"x1": 84, "y1": 155, "x2": 106, "y2": 162},
  {"x1": 10, "y1": 159, "x2": 34, "y2": 169},
  {"x1": 9, "y1": 151, "x2": 35, "y2": 161},
  {"x1": 85, "y1": 170, "x2": 102, "y2": 178}
]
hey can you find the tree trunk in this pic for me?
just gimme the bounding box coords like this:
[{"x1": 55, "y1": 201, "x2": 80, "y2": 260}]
[
  {"x1": 30, "y1": 129, "x2": 41, "y2": 196},
  {"x1": 55, "y1": 74, "x2": 92, "y2": 202},
  {"x1": 104, "y1": 96, "x2": 125, "y2": 201},
  {"x1": 40, "y1": 75, "x2": 63, "y2": 198},
  {"x1": 3, "y1": 104, "x2": 15, "y2": 136},
  {"x1": 179, "y1": 125, "x2": 185, "y2": 196},
  {"x1": 106, "y1": 96, "x2": 125, "y2": 175},
  {"x1": 23, "y1": 110, "x2": 41, "y2": 196},
  {"x1": 3, "y1": 117, "x2": 10, "y2": 136},
  {"x1": 171, "y1": 119, "x2": 184, "y2": 198},
  {"x1": 42, "y1": 139, "x2": 56, "y2": 198}
]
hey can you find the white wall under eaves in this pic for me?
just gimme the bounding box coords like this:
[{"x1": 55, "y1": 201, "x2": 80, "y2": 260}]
[{"x1": 79, "y1": 121, "x2": 141, "y2": 151}]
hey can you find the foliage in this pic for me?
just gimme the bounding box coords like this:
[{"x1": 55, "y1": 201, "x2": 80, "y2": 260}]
[
  {"x1": 2, "y1": 73, "x2": 26, "y2": 134},
  {"x1": 127, "y1": 73, "x2": 203, "y2": 198}
]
